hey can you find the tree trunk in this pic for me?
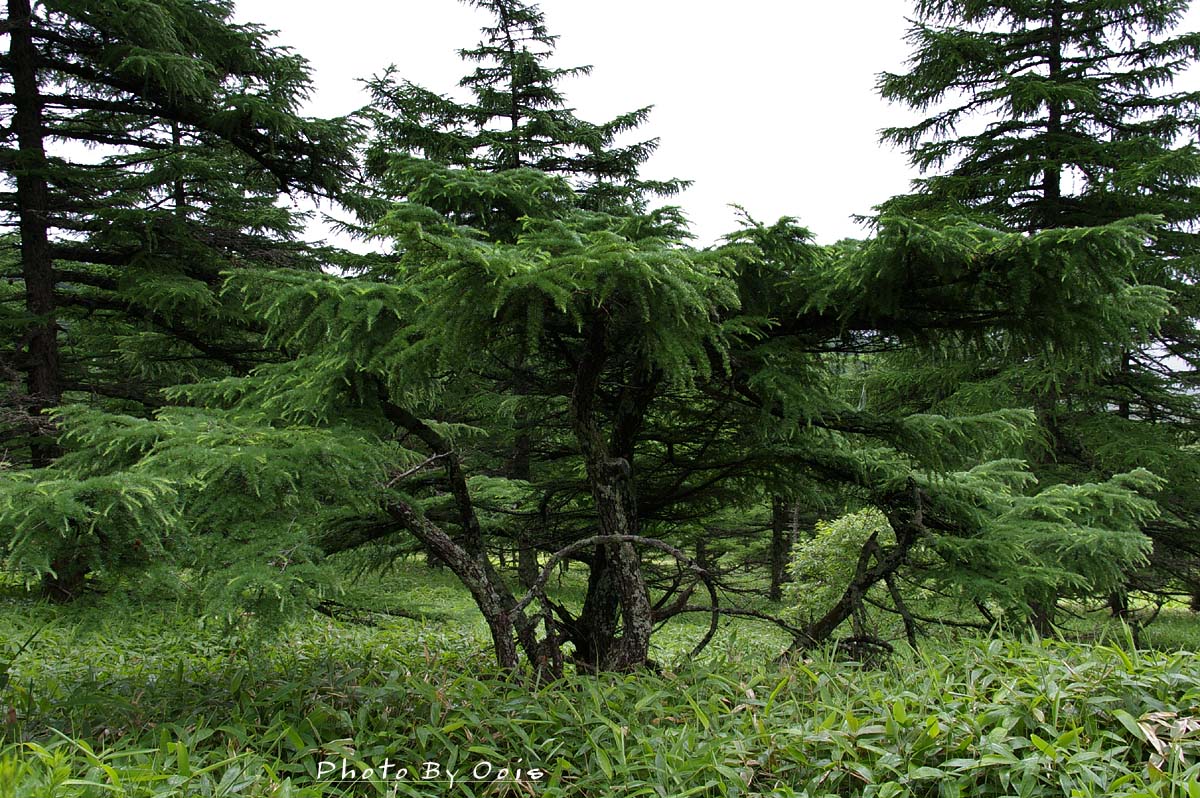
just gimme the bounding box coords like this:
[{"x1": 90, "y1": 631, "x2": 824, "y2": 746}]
[
  {"x1": 387, "y1": 500, "x2": 526, "y2": 670},
  {"x1": 9, "y1": 0, "x2": 60, "y2": 466},
  {"x1": 1108, "y1": 589, "x2": 1130, "y2": 619},
  {"x1": 378, "y1": 391, "x2": 541, "y2": 670},
  {"x1": 517, "y1": 531, "x2": 539, "y2": 590},
  {"x1": 171, "y1": 121, "x2": 187, "y2": 218},
  {"x1": 566, "y1": 460, "x2": 653, "y2": 671},
  {"x1": 573, "y1": 545, "x2": 620, "y2": 667},
  {"x1": 1029, "y1": 600, "x2": 1055, "y2": 636},
  {"x1": 566, "y1": 319, "x2": 656, "y2": 671},
  {"x1": 10, "y1": 0, "x2": 85, "y2": 600},
  {"x1": 509, "y1": 426, "x2": 540, "y2": 589},
  {"x1": 42, "y1": 553, "x2": 88, "y2": 603},
  {"x1": 768, "y1": 496, "x2": 792, "y2": 601}
]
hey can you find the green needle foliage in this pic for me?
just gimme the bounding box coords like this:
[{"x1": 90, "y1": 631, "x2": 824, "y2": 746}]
[
  {"x1": 192, "y1": 151, "x2": 1168, "y2": 669},
  {"x1": 0, "y1": 0, "x2": 1188, "y2": 675},
  {"x1": 879, "y1": 0, "x2": 1200, "y2": 233},
  {"x1": 1, "y1": 403, "x2": 398, "y2": 623},
  {"x1": 0, "y1": 0, "x2": 359, "y2": 441},
  {"x1": 877, "y1": 0, "x2": 1200, "y2": 622},
  {"x1": 0, "y1": 0, "x2": 359, "y2": 597},
  {"x1": 359, "y1": 0, "x2": 683, "y2": 223}
]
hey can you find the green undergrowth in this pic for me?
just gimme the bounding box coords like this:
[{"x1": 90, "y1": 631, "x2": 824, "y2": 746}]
[{"x1": 2, "y1": 567, "x2": 1200, "y2": 796}]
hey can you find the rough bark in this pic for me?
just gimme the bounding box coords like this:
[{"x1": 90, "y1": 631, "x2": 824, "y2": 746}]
[
  {"x1": 8, "y1": 0, "x2": 60, "y2": 466},
  {"x1": 385, "y1": 499, "x2": 525, "y2": 670},
  {"x1": 512, "y1": 533, "x2": 720, "y2": 662},
  {"x1": 375, "y1": 385, "x2": 540, "y2": 665},
  {"x1": 567, "y1": 317, "x2": 656, "y2": 671},
  {"x1": 573, "y1": 544, "x2": 621, "y2": 667}
]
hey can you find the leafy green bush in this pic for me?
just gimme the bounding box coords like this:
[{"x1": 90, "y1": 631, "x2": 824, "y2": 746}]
[{"x1": 785, "y1": 508, "x2": 893, "y2": 626}]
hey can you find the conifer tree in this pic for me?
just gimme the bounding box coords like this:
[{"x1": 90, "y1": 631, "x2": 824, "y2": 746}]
[
  {"x1": 211, "y1": 0, "x2": 1166, "y2": 669},
  {"x1": 2, "y1": 0, "x2": 1173, "y2": 671},
  {"x1": 359, "y1": 0, "x2": 683, "y2": 229},
  {"x1": 1, "y1": 0, "x2": 356, "y2": 447},
  {"x1": 354, "y1": 0, "x2": 687, "y2": 600},
  {"x1": 140, "y1": 161, "x2": 1166, "y2": 671},
  {"x1": 877, "y1": 0, "x2": 1200, "y2": 621},
  {"x1": 0, "y1": 0, "x2": 357, "y2": 598}
]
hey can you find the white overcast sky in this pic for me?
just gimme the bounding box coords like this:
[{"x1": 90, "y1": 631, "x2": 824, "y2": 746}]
[{"x1": 234, "y1": 0, "x2": 1200, "y2": 248}]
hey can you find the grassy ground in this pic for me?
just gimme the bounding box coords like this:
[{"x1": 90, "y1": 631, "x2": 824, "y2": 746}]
[{"x1": 2, "y1": 560, "x2": 1200, "y2": 796}]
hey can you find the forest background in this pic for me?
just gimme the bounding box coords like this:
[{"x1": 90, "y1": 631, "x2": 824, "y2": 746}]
[{"x1": 3, "y1": 0, "x2": 1200, "y2": 795}]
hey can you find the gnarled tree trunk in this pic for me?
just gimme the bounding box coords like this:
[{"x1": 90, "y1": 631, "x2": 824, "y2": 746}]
[{"x1": 566, "y1": 317, "x2": 657, "y2": 671}]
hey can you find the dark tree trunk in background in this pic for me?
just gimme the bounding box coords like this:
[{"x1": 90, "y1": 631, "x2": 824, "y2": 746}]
[
  {"x1": 9, "y1": 0, "x2": 60, "y2": 467},
  {"x1": 171, "y1": 121, "x2": 187, "y2": 218},
  {"x1": 1108, "y1": 590, "x2": 1130, "y2": 619},
  {"x1": 510, "y1": 429, "x2": 540, "y2": 589},
  {"x1": 1029, "y1": 5, "x2": 1067, "y2": 634},
  {"x1": 1029, "y1": 600, "x2": 1056, "y2": 636},
  {"x1": 1035, "y1": 0, "x2": 1065, "y2": 231},
  {"x1": 10, "y1": 0, "x2": 88, "y2": 600},
  {"x1": 43, "y1": 554, "x2": 88, "y2": 603},
  {"x1": 769, "y1": 496, "x2": 792, "y2": 601},
  {"x1": 517, "y1": 531, "x2": 538, "y2": 589}
]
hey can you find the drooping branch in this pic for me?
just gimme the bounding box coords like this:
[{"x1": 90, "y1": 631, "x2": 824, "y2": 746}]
[{"x1": 659, "y1": 605, "x2": 810, "y2": 642}]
